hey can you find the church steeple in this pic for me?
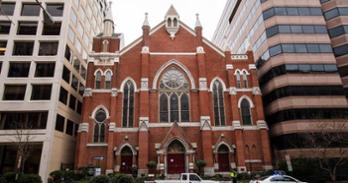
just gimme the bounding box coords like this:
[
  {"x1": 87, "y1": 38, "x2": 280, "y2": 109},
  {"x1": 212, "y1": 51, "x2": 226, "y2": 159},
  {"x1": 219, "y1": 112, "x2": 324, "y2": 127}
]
[
  {"x1": 165, "y1": 5, "x2": 180, "y2": 39},
  {"x1": 103, "y1": 1, "x2": 114, "y2": 37}
]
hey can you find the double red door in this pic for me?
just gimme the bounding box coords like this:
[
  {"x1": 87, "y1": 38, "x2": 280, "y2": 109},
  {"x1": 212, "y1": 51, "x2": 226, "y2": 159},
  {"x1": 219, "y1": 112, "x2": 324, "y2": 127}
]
[
  {"x1": 120, "y1": 155, "x2": 133, "y2": 174},
  {"x1": 167, "y1": 153, "x2": 185, "y2": 174},
  {"x1": 218, "y1": 153, "x2": 230, "y2": 172}
]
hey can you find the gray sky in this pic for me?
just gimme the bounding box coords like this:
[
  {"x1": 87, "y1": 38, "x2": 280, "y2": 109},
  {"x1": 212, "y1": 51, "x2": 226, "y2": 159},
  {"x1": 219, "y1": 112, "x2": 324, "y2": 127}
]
[{"x1": 111, "y1": 0, "x2": 227, "y2": 45}]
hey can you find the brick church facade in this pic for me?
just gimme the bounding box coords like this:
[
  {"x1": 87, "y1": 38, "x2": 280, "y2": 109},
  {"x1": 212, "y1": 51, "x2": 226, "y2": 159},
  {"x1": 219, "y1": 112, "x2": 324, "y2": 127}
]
[{"x1": 75, "y1": 6, "x2": 272, "y2": 175}]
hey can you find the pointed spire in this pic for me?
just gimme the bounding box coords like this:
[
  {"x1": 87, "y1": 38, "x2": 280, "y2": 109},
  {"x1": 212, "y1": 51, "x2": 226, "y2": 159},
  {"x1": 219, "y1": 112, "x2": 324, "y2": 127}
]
[
  {"x1": 195, "y1": 13, "x2": 202, "y2": 27},
  {"x1": 143, "y1": 12, "x2": 150, "y2": 27},
  {"x1": 103, "y1": 1, "x2": 114, "y2": 37},
  {"x1": 165, "y1": 5, "x2": 179, "y2": 17},
  {"x1": 105, "y1": 1, "x2": 113, "y2": 22}
]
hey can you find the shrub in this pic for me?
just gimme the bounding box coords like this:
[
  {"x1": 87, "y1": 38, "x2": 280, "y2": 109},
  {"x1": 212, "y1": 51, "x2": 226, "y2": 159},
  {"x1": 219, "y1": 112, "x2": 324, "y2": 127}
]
[
  {"x1": 49, "y1": 170, "x2": 74, "y2": 183},
  {"x1": 109, "y1": 174, "x2": 134, "y2": 183},
  {"x1": 0, "y1": 172, "x2": 16, "y2": 183},
  {"x1": 90, "y1": 175, "x2": 110, "y2": 183},
  {"x1": 195, "y1": 160, "x2": 206, "y2": 176},
  {"x1": 18, "y1": 174, "x2": 42, "y2": 183},
  {"x1": 117, "y1": 174, "x2": 134, "y2": 183}
]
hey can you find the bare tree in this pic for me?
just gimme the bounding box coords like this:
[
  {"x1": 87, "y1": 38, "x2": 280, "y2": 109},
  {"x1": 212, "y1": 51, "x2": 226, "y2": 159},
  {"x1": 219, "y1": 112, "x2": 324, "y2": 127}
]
[
  {"x1": 300, "y1": 122, "x2": 348, "y2": 182},
  {"x1": 12, "y1": 120, "x2": 34, "y2": 178}
]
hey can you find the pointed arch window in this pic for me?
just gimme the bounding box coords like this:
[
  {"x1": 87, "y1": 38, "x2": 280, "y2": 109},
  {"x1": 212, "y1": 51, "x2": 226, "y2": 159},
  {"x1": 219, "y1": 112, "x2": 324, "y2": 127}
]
[
  {"x1": 95, "y1": 71, "x2": 102, "y2": 89},
  {"x1": 213, "y1": 80, "x2": 225, "y2": 126},
  {"x1": 159, "y1": 67, "x2": 190, "y2": 122},
  {"x1": 94, "y1": 108, "x2": 106, "y2": 143},
  {"x1": 122, "y1": 81, "x2": 134, "y2": 127},
  {"x1": 242, "y1": 72, "x2": 248, "y2": 88},
  {"x1": 173, "y1": 18, "x2": 178, "y2": 27},
  {"x1": 236, "y1": 72, "x2": 241, "y2": 88},
  {"x1": 241, "y1": 99, "x2": 252, "y2": 125},
  {"x1": 105, "y1": 71, "x2": 112, "y2": 89}
]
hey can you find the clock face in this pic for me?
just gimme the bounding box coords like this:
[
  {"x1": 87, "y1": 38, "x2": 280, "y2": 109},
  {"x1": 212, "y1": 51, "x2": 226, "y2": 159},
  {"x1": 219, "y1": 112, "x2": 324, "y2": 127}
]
[{"x1": 160, "y1": 68, "x2": 187, "y2": 89}]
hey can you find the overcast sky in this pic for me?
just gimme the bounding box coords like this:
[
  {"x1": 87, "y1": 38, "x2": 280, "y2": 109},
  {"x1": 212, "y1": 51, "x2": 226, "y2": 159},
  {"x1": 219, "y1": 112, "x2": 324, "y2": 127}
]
[{"x1": 111, "y1": 0, "x2": 227, "y2": 45}]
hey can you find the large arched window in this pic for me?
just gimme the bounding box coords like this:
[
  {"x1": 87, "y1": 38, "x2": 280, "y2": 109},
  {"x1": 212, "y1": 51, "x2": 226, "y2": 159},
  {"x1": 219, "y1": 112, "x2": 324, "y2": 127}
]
[
  {"x1": 241, "y1": 99, "x2": 252, "y2": 125},
  {"x1": 93, "y1": 108, "x2": 106, "y2": 143},
  {"x1": 122, "y1": 81, "x2": 134, "y2": 127},
  {"x1": 105, "y1": 71, "x2": 112, "y2": 89},
  {"x1": 95, "y1": 71, "x2": 102, "y2": 89},
  {"x1": 159, "y1": 67, "x2": 190, "y2": 122},
  {"x1": 213, "y1": 80, "x2": 225, "y2": 126}
]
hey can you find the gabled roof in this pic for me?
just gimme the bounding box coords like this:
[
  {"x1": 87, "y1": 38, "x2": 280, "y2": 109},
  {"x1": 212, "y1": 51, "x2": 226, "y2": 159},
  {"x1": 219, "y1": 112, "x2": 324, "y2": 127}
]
[
  {"x1": 119, "y1": 20, "x2": 225, "y2": 57},
  {"x1": 165, "y1": 5, "x2": 179, "y2": 17}
]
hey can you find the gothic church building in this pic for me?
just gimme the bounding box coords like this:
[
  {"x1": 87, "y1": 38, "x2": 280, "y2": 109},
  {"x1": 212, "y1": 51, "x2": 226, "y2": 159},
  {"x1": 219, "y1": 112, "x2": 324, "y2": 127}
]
[{"x1": 75, "y1": 6, "x2": 272, "y2": 175}]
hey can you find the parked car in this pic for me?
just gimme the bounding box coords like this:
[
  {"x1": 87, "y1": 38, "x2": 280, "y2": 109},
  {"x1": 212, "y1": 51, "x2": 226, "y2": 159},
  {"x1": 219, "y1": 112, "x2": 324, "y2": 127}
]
[
  {"x1": 145, "y1": 173, "x2": 219, "y2": 183},
  {"x1": 250, "y1": 175, "x2": 307, "y2": 183}
]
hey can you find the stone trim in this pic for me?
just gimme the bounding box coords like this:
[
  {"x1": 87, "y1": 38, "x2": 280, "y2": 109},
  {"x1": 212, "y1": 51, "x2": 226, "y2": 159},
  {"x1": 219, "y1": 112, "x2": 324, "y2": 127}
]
[
  {"x1": 109, "y1": 122, "x2": 117, "y2": 132},
  {"x1": 249, "y1": 64, "x2": 256, "y2": 70},
  {"x1": 257, "y1": 120, "x2": 268, "y2": 130},
  {"x1": 226, "y1": 64, "x2": 233, "y2": 70},
  {"x1": 78, "y1": 123, "x2": 89, "y2": 133},
  {"x1": 199, "y1": 77, "x2": 208, "y2": 91},
  {"x1": 232, "y1": 121, "x2": 242, "y2": 130},
  {"x1": 140, "y1": 78, "x2": 149, "y2": 91},
  {"x1": 196, "y1": 46, "x2": 205, "y2": 54}
]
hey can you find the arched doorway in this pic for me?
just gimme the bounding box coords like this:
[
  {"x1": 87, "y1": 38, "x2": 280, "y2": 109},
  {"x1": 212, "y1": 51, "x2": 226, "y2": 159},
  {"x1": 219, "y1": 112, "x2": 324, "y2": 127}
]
[
  {"x1": 167, "y1": 140, "x2": 186, "y2": 174},
  {"x1": 120, "y1": 146, "x2": 133, "y2": 174},
  {"x1": 217, "y1": 145, "x2": 230, "y2": 172}
]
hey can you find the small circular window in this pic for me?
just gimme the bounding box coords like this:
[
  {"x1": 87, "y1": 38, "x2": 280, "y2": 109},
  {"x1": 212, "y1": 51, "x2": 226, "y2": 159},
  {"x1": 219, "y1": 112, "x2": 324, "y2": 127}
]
[{"x1": 95, "y1": 109, "x2": 107, "y2": 123}]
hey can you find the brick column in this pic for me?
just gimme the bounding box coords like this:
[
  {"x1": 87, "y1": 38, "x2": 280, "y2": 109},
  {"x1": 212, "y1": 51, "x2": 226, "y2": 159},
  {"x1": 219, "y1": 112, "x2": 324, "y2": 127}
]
[
  {"x1": 226, "y1": 59, "x2": 247, "y2": 173},
  {"x1": 106, "y1": 90, "x2": 118, "y2": 174},
  {"x1": 257, "y1": 121, "x2": 273, "y2": 170}
]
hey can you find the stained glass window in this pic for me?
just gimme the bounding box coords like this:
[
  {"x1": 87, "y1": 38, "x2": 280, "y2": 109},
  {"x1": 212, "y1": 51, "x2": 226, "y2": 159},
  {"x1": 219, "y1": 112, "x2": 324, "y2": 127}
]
[
  {"x1": 241, "y1": 99, "x2": 252, "y2": 125},
  {"x1": 122, "y1": 81, "x2": 134, "y2": 127},
  {"x1": 159, "y1": 67, "x2": 190, "y2": 122},
  {"x1": 213, "y1": 80, "x2": 225, "y2": 126}
]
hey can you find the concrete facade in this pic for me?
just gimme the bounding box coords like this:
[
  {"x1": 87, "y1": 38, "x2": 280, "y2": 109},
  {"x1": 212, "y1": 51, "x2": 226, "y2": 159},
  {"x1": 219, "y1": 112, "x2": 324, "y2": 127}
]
[
  {"x1": 213, "y1": 0, "x2": 348, "y2": 162},
  {"x1": 0, "y1": 0, "x2": 112, "y2": 182}
]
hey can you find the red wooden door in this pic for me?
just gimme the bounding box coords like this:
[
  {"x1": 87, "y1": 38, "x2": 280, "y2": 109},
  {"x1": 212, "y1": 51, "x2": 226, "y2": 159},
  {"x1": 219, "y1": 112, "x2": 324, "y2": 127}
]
[
  {"x1": 120, "y1": 155, "x2": 133, "y2": 174},
  {"x1": 167, "y1": 154, "x2": 185, "y2": 174},
  {"x1": 218, "y1": 153, "x2": 230, "y2": 172}
]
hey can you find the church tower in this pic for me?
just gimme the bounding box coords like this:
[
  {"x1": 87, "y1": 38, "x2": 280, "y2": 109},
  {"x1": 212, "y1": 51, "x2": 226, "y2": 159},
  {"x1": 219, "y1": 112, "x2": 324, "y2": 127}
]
[{"x1": 165, "y1": 5, "x2": 180, "y2": 39}]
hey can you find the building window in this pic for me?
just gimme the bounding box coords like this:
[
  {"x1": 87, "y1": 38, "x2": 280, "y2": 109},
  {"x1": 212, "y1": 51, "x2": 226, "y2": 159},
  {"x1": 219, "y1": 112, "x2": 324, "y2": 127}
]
[
  {"x1": 46, "y1": 3, "x2": 64, "y2": 17},
  {"x1": 213, "y1": 80, "x2": 225, "y2": 126},
  {"x1": 62, "y1": 65, "x2": 70, "y2": 83},
  {"x1": 59, "y1": 87, "x2": 68, "y2": 104},
  {"x1": 242, "y1": 72, "x2": 248, "y2": 88},
  {"x1": 0, "y1": 3, "x2": 16, "y2": 16},
  {"x1": 39, "y1": 42, "x2": 58, "y2": 56},
  {"x1": 122, "y1": 81, "x2": 134, "y2": 127},
  {"x1": 69, "y1": 95, "x2": 76, "y2": 110},
  {"x1": 31, "y1": 84, "x2": 52, "y2": 100},
  {"x1": 64, "y1": 45, "x2": 71, "y2": 61},
  {"x1": 105, "y1": 71, "x2": 112, "y2": 89},
  {"x1": 236, "y1": 72, "x2": 241, "y2": 88},
  {"x1": 95, "y1": 71, "x2": 102, "y2": 89},
  {"x1": 71, "y1": 75, "x2": 78, "y2": 91},
  {"x1": 55, "y1": 114, "x2": 65, "y2": 132},
  {"x1": 66, "y1": 120, "x2": 74, "y2": 136},
  {"x1": 159, "y1": 67, "x2": 190, "y2": 122},
  {"x1": 76, "y1": 101, "x2": 82, "y2": 114},
  {"x1": 8, "y1": 62, "x2": 30, "y2": 77},
  {"x1": 35, "y1": 62, "x2": 55, "y2": 77},
  {"x1": 0, "y1": 41, "x2": 7, "y2": 55},
  {"x1": 3, "y1": 85, "x2": 26, "y2": 100},
  {"x1": 0, "y1": 112, "x2": 48, "y2": 129},
  {"x1": 79, "y1": 83, "x2": 84, "y2": 95},
  {"x1": 21, "y1": 3, "x2": 41, "y2": 16},
  {"x1": 0, "y1": 21, "x2": 11, "y2": 34},
  {"x1": 73, "y1": 58, "x2": 80, "y2": 71},
  {"x1": 240, "y1": 99, "x2": 252, "y2": 125},
  {"x1": 94, "y1": 108, "x2": 106, "y2": 143},
  {"x1": 42, "y1": 22, "x2": 61, "y2": 35},
  {"x1": 13, "y1": 41, "x2": 34, "y2": 56},
  {"x1": 17, "y1": 21, "x2": 37, "y2": 35}
]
